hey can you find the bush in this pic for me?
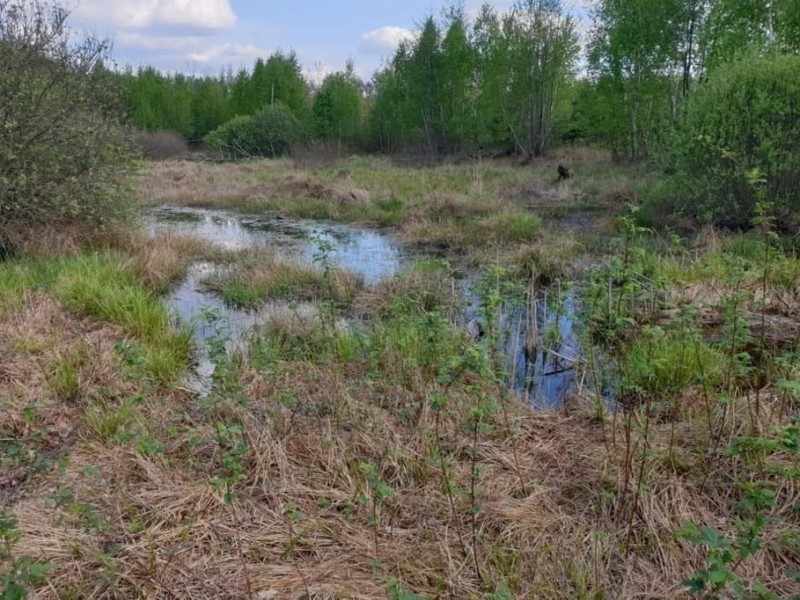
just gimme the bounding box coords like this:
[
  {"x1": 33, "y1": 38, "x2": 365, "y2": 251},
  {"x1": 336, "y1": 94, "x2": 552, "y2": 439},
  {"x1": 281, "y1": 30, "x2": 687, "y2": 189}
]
[
  {"x1": 0, "y1": 1, "x2": 136, "y2": 247},
  {"x1": 203, "y1": 103, "x2": 305, "y2": 159},
  {"x1": 203, "y1": 115, "x2": 258, "y2": 158},
  {"x1": 664, "y1": 53, "x2": 800, "y2": 229}
]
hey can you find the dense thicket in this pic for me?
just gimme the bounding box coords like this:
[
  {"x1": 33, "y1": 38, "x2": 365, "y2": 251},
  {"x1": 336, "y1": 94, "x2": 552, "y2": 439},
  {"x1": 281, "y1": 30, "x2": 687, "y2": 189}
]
[
  {"x1": 204, "y1": 103, "x2": 305, "y2": 159},
  {"x1": 121, "y1": 52, "x2": 309, "y2": 142},
  {"x1": 584, "y1": 0, "x2": 800, "y2": 161},
  {"x1": 660, "y1": 54, "x2": 800, "y2": 228},
  {"x1": 0, "y1": 0, "x2": 134, "y2": 241}
]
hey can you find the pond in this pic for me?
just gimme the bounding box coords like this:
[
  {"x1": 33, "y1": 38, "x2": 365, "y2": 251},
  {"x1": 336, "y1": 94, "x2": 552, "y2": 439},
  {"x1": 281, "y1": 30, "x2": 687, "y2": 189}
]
[{"x1": 146, "y1": 205, "x2": 606, "y2": 405}]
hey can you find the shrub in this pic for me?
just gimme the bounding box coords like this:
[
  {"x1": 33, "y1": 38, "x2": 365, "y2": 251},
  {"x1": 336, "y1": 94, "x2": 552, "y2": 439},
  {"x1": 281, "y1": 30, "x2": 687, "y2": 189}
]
[
  {"x1": 203, "y1": 115, "x2": 258, "y2": 159},
  {"x1": 0, "y1": 1, "x2": 136, "y2": 248},
  {"x1": 203, "y1": 103, "x2": 305, "y2": 159},
  {"x1": 664, "y1": 53, "x2": 800, "y2": 229}
]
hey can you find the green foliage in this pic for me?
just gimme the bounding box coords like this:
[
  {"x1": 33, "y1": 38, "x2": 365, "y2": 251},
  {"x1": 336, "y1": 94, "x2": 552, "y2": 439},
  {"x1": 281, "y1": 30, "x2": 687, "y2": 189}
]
[
  {"x1": 367, "y1": 3, "x2": 578, "y2": 156},
  {"x1": 312, "y1": 64, "x2": 363, "y2": 145},
  {"x1": 0, "y1": 253, "x2": 190, "y2": 384},
  {"x1": 622, "y1": 329, "x2": 725, "y2": 397},
  {"x1": 664, "y1": 53, "x2": 800, "y2": 229},
  {"x1": 0, "y1": 1, "x2": 136, "y2": 241},
  {"x1": 675, "y1": 482, "x2": 780, "y2": 598},
  {"x1": 204, "y1": 104, "x2": 304, "y2": 159},
  {"x1": 1, "y1": 510, "x2": 53, "y2": 599}
]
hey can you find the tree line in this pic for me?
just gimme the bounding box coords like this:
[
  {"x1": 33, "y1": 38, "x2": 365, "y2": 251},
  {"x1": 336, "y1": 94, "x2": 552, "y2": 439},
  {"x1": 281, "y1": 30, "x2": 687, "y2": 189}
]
[
  {"x1": 3, "y1": 0, "x2": 799, "y2": 243},
  {"x1": 118, "y1": 0, "x2": 800, "y2": 163}
]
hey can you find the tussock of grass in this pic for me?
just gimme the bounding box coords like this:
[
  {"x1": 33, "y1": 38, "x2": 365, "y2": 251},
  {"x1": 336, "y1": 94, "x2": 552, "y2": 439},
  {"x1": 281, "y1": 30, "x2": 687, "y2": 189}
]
[
  {"x1": 0, "y1": 254, "x2": 191, "y2": 384},
  {"x1": 353, "y1": 258, "x2": 456, "y2": 319},
  {"x1": 205, "y1": 248, "x2": 363, "y2": 309},
  {"x1": 116, "y1": 230, "x2": 229, "y2": 293}
]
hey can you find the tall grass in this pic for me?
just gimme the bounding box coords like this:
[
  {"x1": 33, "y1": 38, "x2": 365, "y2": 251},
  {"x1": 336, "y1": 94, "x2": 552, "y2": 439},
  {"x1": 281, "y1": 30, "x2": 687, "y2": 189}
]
[{"x1": 0, "y1": 253, "x2": 191, "y2": 383}]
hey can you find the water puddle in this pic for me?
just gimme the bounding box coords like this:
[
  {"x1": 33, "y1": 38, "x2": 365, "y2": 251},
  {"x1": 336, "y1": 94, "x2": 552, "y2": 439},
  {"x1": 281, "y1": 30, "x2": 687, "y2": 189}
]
[
  {"x1": 146, "y1": 205, "x2": 408, "y2": 391},
  {"x1": 147, "y1": 205, "x2": 608, "y2": 405}
]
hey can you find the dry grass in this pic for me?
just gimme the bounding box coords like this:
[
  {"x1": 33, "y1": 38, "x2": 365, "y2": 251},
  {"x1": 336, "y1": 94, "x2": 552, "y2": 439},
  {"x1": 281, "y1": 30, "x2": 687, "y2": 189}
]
[
  {"x1": 0, "y1": 295, "x2": 136, "y2": 504},
  {"x1": 115, "y1": 230, "x2": 231, "y2": 293},
  {"x1": 9, "y1": 347, "x2": 799, "y2": 597}
]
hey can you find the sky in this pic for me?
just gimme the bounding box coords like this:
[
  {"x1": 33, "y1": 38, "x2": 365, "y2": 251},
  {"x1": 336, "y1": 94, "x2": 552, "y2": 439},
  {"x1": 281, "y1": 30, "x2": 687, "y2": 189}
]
[{"x1": 67, "y1": 0, "x2": 592, "y2": 82}]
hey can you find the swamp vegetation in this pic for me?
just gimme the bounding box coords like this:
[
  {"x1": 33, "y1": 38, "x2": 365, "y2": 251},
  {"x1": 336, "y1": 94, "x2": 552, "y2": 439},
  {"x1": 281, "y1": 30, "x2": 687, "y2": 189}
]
[
  {"x1": 2, "y1": 1, "x2": 800, "y2": 599},
  {"x1": 3, "y1": 153, "x2": 799, "y2": 599}
]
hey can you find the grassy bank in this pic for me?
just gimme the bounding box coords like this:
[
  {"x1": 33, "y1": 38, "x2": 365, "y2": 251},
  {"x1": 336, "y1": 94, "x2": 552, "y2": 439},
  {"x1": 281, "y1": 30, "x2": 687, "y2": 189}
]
[{"x1": 2, "y1": 152, "x2": 799, "y2": 598}]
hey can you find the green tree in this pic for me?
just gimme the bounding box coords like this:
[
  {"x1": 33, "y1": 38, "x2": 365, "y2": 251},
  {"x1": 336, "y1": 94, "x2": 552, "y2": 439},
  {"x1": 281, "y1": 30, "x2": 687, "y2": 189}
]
[
  {"x1": 257, "y1": 52, "x2": 311, "y2": 123},
  {"x1": 191, "y1": 76, "x2": 232, "y2": 140},
  {"x1": 664, "y1": 53, "x2": 800, "y2": 229},
  {"x1": 588, "y1": 0, "x2": 687, "y2": 160},
  {"x1": 410, "y1": 17, "x2": 444, "y2": 157},
  {"x1": 440, "y1": 8, "x2": 476, "y2": 152},
  {"x1": 472, "y1": 3, "x2": 513, "y2": 152},
  {"x1": 312, "y1": 62, "x2": 363, "y2": 146},
  {"x1": 506, "y1": 0, "x2": 579, "y2": 158}
]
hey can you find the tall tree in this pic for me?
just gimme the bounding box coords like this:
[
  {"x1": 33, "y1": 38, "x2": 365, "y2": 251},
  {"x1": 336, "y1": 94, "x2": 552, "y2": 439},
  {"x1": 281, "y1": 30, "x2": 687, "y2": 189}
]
[
  {"x1": 588, "y1": 0, "x2": 687, "y2": 160},
  {"x1": 312, "y1": 61, "x2": 363, "y2": 145},
  {"x1": 410, "y1": 17, "x2": 444, "y2": 157},
  {"x1": 440, "y1": 8, "x2": 476, "y2": 152},
  {"x1": 506, "y1": 0, "x2": 578, "y2": 158},
  {"x1": 473, "y1": 4, "x2": 513, "y2": 152},
  {"x1": 259, "y1": 52, "x2": 311, "y2": 123}
]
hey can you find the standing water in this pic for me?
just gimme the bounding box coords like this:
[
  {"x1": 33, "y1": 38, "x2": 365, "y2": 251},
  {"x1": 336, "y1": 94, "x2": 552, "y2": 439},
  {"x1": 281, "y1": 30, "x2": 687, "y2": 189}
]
[
  {"x1": 145, "y1": 205, "x2": 408, "y2": 390},
  {"x1": 147, "y1": 205, "x2": 604, "y2": 405}
]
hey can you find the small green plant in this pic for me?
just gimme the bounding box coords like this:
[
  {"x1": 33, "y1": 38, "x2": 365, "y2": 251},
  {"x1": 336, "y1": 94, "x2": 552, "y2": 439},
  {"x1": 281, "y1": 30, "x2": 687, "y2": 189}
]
[
  {"x1": 359, "y1": 461, "x2": 392, "y2": 557},
  {"x1": 212, "y1": 423, "x2": 249, "y2": 504},
  {"x1": 1, "y1": 510, "x2": 53, "y2": 599},
  {"x1": 675, "y1": 482, "x2": 779, "y2": 598}
]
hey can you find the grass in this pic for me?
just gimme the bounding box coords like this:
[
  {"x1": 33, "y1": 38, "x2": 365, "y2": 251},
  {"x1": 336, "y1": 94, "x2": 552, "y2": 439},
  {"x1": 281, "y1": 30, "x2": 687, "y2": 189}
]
[
  {"x1": 3, "y1": 150, "x2": 800, "y2": 598},
  {"x1": 0, "y1": 252, "x2": 191, "y2": 384},
  {"x1": 204, "y1": 248, "x2": 364, "y2": 309}
]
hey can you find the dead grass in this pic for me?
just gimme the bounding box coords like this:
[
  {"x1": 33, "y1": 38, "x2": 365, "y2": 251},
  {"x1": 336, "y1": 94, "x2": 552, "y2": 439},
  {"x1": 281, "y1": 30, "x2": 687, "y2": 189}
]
[
  {"x1": 0, "y1": 295, "x2": 136, "y2": 504},
  {"x1": 116, "y1": 230, "x2": 231, "y2": 293},
  {"x1": 9, "y1": 352, "x2": 799, "y2": 597}
]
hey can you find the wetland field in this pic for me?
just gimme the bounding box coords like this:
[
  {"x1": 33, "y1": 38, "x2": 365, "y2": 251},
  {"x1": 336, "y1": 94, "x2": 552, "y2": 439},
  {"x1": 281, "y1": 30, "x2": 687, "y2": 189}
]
[{"x1": 3, "y1": 151, "x2": 799, "y2": 598}]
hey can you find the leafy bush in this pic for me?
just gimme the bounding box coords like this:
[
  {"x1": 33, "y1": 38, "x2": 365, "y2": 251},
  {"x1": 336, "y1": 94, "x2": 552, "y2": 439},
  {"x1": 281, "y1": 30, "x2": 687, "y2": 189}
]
[
  {"x1": 664, "y1": 53, "x2": 800, "y2": 229},
  {"x1": 204, "y1": 103, "x2": 305, "y2": 159},
  {"x1": 0, "y1": 1, "x2": 136, "y2": 247},
  {"x1": 203, "y1": 115, "x2": 258, "y2": 158}
]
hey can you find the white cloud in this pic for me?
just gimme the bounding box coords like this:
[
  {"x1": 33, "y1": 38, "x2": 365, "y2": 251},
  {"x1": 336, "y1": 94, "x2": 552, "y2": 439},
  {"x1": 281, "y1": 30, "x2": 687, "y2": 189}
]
[
  {"x1": 73, "y1": 0, "x2": 236, "y2": 32},
  {"x1": 187, "y1": 43, "x2": 268, "y2": 64},
  {"x1": 116, "y1": 32, "x2": 202, "y2": 51},
  {"x1": 359, "y1": 26, "x2": 414, "y2": 54}
]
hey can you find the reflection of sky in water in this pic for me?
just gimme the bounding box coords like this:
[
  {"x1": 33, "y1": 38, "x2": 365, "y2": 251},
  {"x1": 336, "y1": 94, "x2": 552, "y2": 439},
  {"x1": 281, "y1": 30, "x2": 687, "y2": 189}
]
[
  {"x1": 145, "y1": 205, "x2": 408, "y2": 393},
  {"x1": 462, "y1": 277, "x2": 614, "y2": 409},
  {"x1": 147, "y1": 205, "x2": 609, "y2": 406},
  {"x1": 145, "y1": 205, "x2": 403, "y2": 283}
]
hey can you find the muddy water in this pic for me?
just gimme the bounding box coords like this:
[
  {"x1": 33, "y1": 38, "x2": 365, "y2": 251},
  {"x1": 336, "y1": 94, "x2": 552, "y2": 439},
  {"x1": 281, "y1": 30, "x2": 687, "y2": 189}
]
[{"x1": 147, "y1": 205, "x2": 600, "y2": 405}]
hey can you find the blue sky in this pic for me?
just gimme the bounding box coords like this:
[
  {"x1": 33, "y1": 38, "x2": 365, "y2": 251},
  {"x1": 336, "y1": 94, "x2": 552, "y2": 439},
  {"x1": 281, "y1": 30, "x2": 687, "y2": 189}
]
[{"x1": 68, "y1": 0, "x2": 590, "y2": 81}]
